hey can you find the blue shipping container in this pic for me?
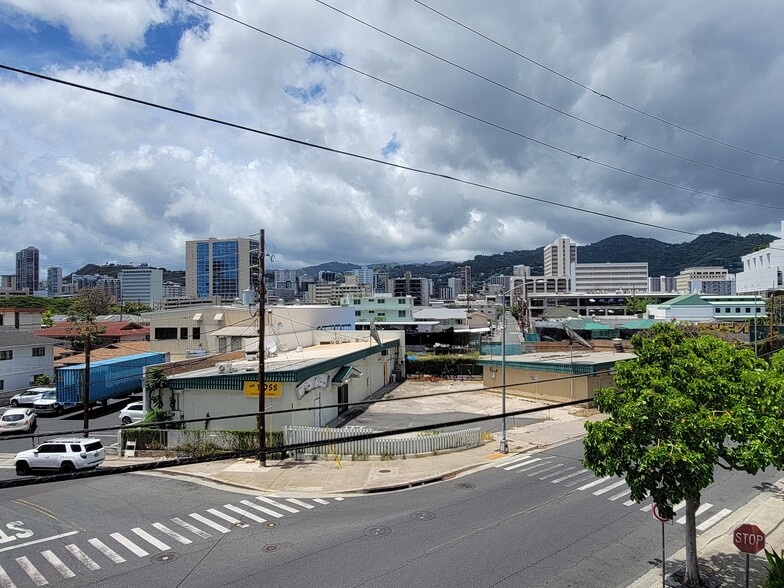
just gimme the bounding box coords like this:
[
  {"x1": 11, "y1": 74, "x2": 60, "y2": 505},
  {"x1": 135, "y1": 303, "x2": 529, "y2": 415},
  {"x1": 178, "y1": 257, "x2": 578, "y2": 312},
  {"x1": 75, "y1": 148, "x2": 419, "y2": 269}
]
[{"x1": 56, "y1": 352, "x2": 167, "y2": 405}]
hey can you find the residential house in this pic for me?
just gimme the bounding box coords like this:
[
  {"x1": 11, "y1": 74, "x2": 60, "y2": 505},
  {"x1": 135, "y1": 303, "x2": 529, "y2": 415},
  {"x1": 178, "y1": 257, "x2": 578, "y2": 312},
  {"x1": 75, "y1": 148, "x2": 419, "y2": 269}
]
[{"x1": 0, "y1": 327, "x2": 58, "y2": 398}]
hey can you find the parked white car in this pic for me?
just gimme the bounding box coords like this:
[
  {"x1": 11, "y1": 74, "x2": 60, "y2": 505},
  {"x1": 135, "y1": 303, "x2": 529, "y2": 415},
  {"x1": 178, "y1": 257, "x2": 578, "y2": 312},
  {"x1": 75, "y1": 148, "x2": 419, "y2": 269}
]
[
  {"x1": 119, "y1": 402, "x2": 145, "y2": 425},
  {"x1": 14, "y1": 438, "x2": 105, "y2": 475},
  {"x1": 10, "y1": 387, "x2": 54, "y2": 407},
  {"x1": 33, "y1": 390, "x2": 64, "y2": 416},
  {"x1": 0, "y1": 408, "x2": 37, "y2": 434}
]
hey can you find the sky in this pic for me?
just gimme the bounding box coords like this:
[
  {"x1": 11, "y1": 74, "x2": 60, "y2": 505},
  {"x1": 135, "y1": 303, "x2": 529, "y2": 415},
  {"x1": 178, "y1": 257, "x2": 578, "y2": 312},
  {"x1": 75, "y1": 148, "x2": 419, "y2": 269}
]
[{"x1": 1, "y1": 0, "x2": 784, "y2": 277}]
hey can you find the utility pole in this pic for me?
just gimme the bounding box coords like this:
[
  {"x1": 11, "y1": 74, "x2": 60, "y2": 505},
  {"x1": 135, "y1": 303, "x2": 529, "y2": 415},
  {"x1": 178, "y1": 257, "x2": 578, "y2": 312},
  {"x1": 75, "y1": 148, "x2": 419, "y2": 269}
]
[
  {"x1": 257, "y1": 229, "x2": 267, "y2": 467},
  {"x1": 82, "y1": 337, "x2": 91, "y2": 437}
]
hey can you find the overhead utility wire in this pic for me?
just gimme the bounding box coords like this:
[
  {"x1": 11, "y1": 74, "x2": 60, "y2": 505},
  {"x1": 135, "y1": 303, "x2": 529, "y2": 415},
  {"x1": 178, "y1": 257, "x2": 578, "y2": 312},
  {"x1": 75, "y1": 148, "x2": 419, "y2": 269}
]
[
  {"x1": 0, "y1": 64, "x2": 702, "y2": 237},
  {"x1": 183, "y1": 0, "x2": 784, "y2": 212},
  {"x1": 412, "y1": 0, "x2": 784, "y2": 164},
  {"x1": 316, "y1": 0, "x2": 784, "y2": 187}
]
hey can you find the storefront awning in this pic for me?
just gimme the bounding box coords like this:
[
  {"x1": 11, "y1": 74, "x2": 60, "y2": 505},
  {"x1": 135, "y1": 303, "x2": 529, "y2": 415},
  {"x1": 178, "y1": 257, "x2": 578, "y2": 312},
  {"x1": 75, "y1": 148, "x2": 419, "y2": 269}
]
[{"x1": 333, "y1": 365, "x2": 363, "y2": 383}]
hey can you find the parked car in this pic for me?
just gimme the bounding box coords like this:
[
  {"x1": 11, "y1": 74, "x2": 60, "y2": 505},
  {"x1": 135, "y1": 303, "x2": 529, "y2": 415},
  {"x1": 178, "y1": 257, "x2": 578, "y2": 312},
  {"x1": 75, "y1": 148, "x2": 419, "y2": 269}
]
[
  {"x1": 0, "y1": 408, "x2": 37, "y2": 434},
  {"x1": 14, "y1": 438, "x2": 105, "y2": 475},
  {"x1": 33, "y1": 390, "x2": 64, "y2": 416},
  {"x1": 119, "y1": 401, "x2": 145, "y2": 425},
  {"x1": 9, "y1": 387, "x2": 54, "y2": 407}
]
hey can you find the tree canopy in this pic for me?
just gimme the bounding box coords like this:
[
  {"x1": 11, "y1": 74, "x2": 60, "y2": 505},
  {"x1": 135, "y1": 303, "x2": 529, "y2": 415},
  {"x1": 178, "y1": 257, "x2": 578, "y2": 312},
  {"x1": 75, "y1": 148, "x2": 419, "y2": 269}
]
[{"x1": 583, "y1": 323, "x2": 784, "y2": 586}]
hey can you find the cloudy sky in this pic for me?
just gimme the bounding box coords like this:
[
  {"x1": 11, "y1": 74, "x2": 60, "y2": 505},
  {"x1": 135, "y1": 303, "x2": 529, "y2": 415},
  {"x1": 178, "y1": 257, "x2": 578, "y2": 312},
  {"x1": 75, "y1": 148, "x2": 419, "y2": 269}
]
[{"x1": 2, "y1": 0, "x2": 784, "y2": 276}]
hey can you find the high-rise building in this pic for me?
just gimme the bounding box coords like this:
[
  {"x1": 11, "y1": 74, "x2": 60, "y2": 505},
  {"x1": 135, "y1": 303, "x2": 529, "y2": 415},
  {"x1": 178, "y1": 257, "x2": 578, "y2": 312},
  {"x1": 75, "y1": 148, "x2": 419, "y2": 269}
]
[
  {"x1": 374, "y1": 271, "x2": 389, "y2": 293},
  {"x1": 391, "y1": 271, "x2": 429, "y2": 306},
  {"x1": 47, "y1": 266, "x2": 63, "y2": 295},
  {"x1": 15, "y1": 246, "x2": 39, "y2": 293},
  {"x1": 543, "y1": 237, "x2": 577, "y2": 277},
  {"x1": 274, "y1": 269, "x2": 297, "y2": 288},
  {"x1": 353, "y1": 266, "x2": 374, "y2": 286},
  {"x1": 121, "y1": 267, "x2": 164, "y2": 306},
  {"x1": 71, "y1": 274, "x2": 122, "y2": 301},
  {"x1": 185, "y1": 237, "x2": 260, "y2": 301},
  {"x1": 456, "y1": 265, "x2": 472, "y2": 296}
]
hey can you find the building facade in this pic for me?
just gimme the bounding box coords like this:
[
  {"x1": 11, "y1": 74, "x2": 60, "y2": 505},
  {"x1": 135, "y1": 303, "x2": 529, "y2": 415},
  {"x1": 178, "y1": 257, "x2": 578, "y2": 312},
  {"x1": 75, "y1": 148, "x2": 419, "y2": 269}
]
[
  {"x1": 573, "y1": 262, "x2": 649, "y2": 293},
  {"x1": 121, "y1": 267, "x2": 164, "y2": 306},
  {"x1": 340, "y1": 294, "x2": 414, "y2": 322},
  {"x1": 675, "y1": 267, "x2": 731, "y2": 292},
  {"x1": 735, "y1": 223, "x2": 784, "y2": 293},
  {"x1": 15, "y1": 246, "x2": 39, "y2": 293},
  {"x1": 543, "y1": 237, "x2": 576, "y2": 277},
  {"x1": 46, "y1": 266, "x2": 63, "y2": 295},
  {"x1": 391, "y1": 272, "x2": 429, "y2": 306},
  {"x1": 0, "y1": 328, "x2": 57, "y2": 395},
  {"x1": 185, "y1": 237, "x2": 259, "y2": 302}
]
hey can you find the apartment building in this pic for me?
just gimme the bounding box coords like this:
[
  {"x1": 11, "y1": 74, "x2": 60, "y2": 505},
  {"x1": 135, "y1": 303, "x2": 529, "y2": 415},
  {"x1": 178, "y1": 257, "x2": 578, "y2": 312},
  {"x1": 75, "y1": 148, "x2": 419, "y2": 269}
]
[
  {"x1": 185, "y1": 237, "x2": 259, "y2": 302},
  {"x1": 121, "y1": 267, "x2": 164, "y2": 306},
  {"x1": 574, "y1": 262, "x2": 649, "y2": 293}
]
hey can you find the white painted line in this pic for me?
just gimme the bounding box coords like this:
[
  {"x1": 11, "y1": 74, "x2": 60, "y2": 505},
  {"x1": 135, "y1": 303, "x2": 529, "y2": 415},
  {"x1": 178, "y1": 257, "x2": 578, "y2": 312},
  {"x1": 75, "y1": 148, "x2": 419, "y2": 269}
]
[
  {"x1": 88, "y1": 538, "x2": 126, "y2": 563},
  {"x1": 131, "y1": 528, "x2": 170, "y2": 552},
  {"x1": 674, "y1": 501, "x2": 686, "y2": 512},
  {"x1": 608, "y1": 488, "x2": 632, "y2": 501},
  {"x1": 496, "y1": 456, "x2": 535, "y2": 469},
  {"x1": 563, "y1": 473, "x2": 595, "y2": 487},
  {"x1": 593, "y1": 480, "x2": 628, "y2": 496},
  {"x1": 41, "y1": 551, "x2": 75, "y2": 579},
  {"x1": 240, "y1": 500, "x2": 284, "y2": 518},
  {"x1": 0, "y1": 531, "x2": 80, "y2": 554},
  {"x1": 207, "y1": 508, "x2": 248, "y2": 528},
  {"x1": 513, "y1": 460, "x2": 554, "y2": 474},
  {"x1": 640, "y1": 503, "x2": 652, "y2": 512},
  {"x1": 552, "y1": 469, "x2": 589, "y2": 484},
  {"x1": 152, "y1": 523, "x2": 192, "y2": 545},
  {"x1": 15, "y1": 556, "x2": 47, "y2": 586},
  {"x1": 110, "y1": 533, "x2": 149, "y2": 557},
  {"x1": 189, "y1": 513, "x2": 230, "y2": 534},
  {"x1": 333, "y1": 497, "x2": 344, "y2": 501},
  {"x1": 171, "y1": 518, "x2": 211, "y2": 539},
  {"x1": 539, "y1": 466, "x2": 575, "y2": 480},
  {"x1": 0, "y1": 566, "x2": 16, "y2": 588},
  {"x1": 577, "y1": 476, "x2": 611, "y2": 491},
  {"x1": 65, "y1": 544, "x2": 100, "y2": 571},
  {"x1": 223, "y1": 504, "x2": 267, "y2": 524},
  {"x1": 504, "y1": 457, "x2": 540, "y2": 471},
  {"x1": 285, "y1": 499, "x2": 314, "y2": 509},
  {"x1": 697, "y1": 509, "x2": 732, "y2": 531},
  {"x1": 312, "y1": 498, "x2": 329, "y2": 505},
  {"x1": 527, "y1": 464, "x2": 564, "y2": 477},
  {"x1": 257, "y1": 497, "x2": 298, "y2": 513},
  {"x1": 677, "y1": 503, "x2": 713, "y2": 525},
  {"x1": 624, "y1": 498, "x2": 640, "y2": 506}
]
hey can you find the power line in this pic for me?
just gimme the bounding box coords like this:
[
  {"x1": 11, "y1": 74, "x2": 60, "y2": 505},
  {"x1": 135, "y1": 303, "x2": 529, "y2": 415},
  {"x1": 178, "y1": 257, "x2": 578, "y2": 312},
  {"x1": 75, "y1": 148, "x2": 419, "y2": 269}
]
[
  {"x1": 315, "y1": 0, "x2": 784, "y2": 187},
  {"x1": 412, "y1": 0, "x2": 784, "y2": 165}
]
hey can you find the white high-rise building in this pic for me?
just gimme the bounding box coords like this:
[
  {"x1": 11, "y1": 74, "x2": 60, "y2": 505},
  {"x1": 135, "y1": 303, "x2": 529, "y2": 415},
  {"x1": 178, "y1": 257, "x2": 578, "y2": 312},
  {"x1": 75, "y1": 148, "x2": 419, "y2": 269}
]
[
  {"x1": 47, "y1": 266, "x2": 63, "y2": 295},
  {"x1": 543, "y1": 237, "x2": 577, "y2": 277},
  {"x1": 353, "y1": 266, "x2": 374, "y2": 286},
  {"x1": 121, "y1": 267, "x2": 164, "y2": 306}
]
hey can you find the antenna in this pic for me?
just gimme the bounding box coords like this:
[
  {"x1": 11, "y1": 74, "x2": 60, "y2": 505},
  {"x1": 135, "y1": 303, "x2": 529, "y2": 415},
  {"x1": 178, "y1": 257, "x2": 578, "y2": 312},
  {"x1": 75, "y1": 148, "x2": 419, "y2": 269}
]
[{"x1": 563, "y1": 323, "x2": 594, "y2": 350}]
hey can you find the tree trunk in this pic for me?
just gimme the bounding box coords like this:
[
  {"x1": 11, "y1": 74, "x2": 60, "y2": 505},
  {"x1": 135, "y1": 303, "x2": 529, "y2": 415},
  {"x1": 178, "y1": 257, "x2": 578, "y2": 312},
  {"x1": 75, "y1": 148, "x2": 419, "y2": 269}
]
[{"x1": 682, "y1": 495, "x2": 701, "y2": 587}]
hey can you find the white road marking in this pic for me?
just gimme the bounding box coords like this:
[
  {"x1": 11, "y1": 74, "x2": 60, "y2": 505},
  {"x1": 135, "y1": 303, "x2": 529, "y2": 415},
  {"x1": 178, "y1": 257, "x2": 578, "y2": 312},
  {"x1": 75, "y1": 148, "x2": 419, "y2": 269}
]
[
  {"x1": 594, "y1": 480, "x2": 629, "y2": 496},
  {"x1": 15, "y1": 556, "x2": 47, "y2": 586},
  {"x1": 641, "y1": 501, "x2": 686, "y2": 513},
  {"x1": 207, "y1": 509, "x2": 248, "y2": 528},
  {"x1": 0, "y1": 566, "x2": 16, "y2": 588},
  {"x1": 537, "y1": 466, "x2": 572, "y2": 480},
  {"x1": 171, "y1": 518, "x2": 211, "y2": 539},
  {"x1": 577, "y1": 476, "x2": 611, "y2": 491},
  {"x1": 110, "y1": 533, "x2": 149, "y2": 557},
  {"x1": 608, "y1": 488, "x2": 632, "y2": 501},
  {"x1": 88, "y1": 538, "x2": 125, "y2": 563},
  {"x1": 240, "y1": 500, "x2": 284, "y2": 518},
  {"x1": 257, "y1": 497, "x2": 299, "y2": 513},
  {"x1": 504, "y1": 457, "x2": 540, "y2": 471},
  {"x1": 677, "y1": 503, "x2": 713, "y2": 525},
  {"x1": 0, "y1": 531, "x2": 80, "y2": 554},
  {"x1": 513, "y1": 460, "x2": 554, "y2": 474},
  {"x1": 65, "y1": 544, "x2": 100, "y2": 571},
  {"x1": 152, "y1": 523, "x2": 192, "y2": 545},
  {"x1": 552, "y1": 469, "x2": 589, "y2": 484},
  {"x1": 697, "y1": 508, "x2": 732, "y2": 531},
  {"x1": 189, "y1": 513, "x2": 230, "y2": 534},
  {"x1": 312, "y1": 499, "x2": 330, "y2": 505},
  {"x1": 131, "y1": 528, "x2": 170, "y2": 551},
  {"x1": 624, "y1": 498, "x2": 640, "y2": 506},
  {"x1": 41, "y1": 550, "x2": 75, "y2": 578},
  {"x1": 285, "y1": 499, "x2": 314, "y2": 509},
  {"x1": 223, "y1": 504, "x2": 267, "y2": 524},
  {"x1": 333, "y1": 497, "x2": 344, "y2": 501},
  {"x1": 527, "y1": 464, "x2": 564, "y2": 477},
  {"x1": 496, "y1": 456, "x2": 535, "y2": 469}
]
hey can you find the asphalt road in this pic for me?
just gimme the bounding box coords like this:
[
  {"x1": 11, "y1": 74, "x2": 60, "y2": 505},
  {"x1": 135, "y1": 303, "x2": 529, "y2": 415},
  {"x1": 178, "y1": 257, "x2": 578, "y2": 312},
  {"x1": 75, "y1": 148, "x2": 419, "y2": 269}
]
[{"x1": 0, "y1": 439, "x2": 778, "y2": 588}]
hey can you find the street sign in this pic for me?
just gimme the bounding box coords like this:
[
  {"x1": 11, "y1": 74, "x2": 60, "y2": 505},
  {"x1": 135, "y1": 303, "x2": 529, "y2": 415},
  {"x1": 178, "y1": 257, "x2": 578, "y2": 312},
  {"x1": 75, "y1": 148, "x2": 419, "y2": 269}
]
[
  {"x1": 733, "y1": 523, "x2": 765, "y2": 554},
  {"x1": 652, "y1": 504, "x2": 672, "y2": 524}
]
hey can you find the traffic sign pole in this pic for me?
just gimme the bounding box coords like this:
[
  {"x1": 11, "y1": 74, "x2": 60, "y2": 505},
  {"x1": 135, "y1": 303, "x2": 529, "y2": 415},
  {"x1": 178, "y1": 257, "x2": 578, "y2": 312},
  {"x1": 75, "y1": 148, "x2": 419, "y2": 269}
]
[{"x1": 732, "y1": 522, "x2": 765, "y2": 588}]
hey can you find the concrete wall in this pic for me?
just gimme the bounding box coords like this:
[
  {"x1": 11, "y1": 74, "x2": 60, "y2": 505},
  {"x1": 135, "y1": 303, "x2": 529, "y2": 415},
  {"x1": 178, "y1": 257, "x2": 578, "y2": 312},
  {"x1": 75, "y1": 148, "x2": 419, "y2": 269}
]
[{"x1": 482, "y1": 366, "x2": 614, "y2": 403}]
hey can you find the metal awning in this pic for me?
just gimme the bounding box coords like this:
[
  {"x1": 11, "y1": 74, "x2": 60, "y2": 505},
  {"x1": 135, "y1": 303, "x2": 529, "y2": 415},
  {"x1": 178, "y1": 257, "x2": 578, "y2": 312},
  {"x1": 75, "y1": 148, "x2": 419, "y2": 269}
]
[{"x1": 332, "y1": 365, "x2": 363, "y2": 383}]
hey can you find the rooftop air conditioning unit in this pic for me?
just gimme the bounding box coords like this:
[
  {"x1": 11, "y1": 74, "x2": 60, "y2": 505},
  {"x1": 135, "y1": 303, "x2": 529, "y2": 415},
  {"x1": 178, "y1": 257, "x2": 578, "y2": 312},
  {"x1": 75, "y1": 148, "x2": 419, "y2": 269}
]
[{"x1": 216, "y1": 362, "x2": 234, "y2": 374}]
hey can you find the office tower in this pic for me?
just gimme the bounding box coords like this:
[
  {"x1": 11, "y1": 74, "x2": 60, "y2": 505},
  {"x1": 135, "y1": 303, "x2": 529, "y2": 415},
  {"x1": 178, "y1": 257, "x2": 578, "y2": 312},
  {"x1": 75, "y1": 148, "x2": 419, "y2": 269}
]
[
  {"x1": 121, "y1": 267, "x2": 164, "y2": 306},
  {"x1": 15, "y1": 246, "x2": 39, "y2": 293},
  {"x1": 185, "y1": 237, "x2": 260, "y2": 301},
  {"x1": 47, "y1": 266, "x2": 63, "y2": 295}
]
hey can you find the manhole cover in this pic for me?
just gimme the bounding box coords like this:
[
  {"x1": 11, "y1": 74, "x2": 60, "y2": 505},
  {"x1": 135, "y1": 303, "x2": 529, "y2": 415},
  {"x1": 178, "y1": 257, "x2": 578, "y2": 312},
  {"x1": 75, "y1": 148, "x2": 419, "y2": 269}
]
[
  {"x1": 455, "y1": 482, "x2": 476, "y2": 490},
  {"x1": 263, "y1": 544, "x2": 278, "y2": 552},
  {"x1": 152, "y1": 552, "x2": 179, "y2": 564},
  {"x1": 411, "y1": 511, "x2": 436, "y2": 521},
  {"x1": 364, "y1": 526, "x2": 392, "y2": 537},
  {"x1": 266, "y1": 522, "x2": 277, "y2": 528}
]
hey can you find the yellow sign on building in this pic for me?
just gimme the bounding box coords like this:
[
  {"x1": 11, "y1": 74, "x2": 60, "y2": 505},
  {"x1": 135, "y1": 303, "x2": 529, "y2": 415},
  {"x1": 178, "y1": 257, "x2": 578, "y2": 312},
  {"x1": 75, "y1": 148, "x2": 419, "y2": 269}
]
[{"x1": 244, "y1": 381, "x2": 282, "y2": 398}]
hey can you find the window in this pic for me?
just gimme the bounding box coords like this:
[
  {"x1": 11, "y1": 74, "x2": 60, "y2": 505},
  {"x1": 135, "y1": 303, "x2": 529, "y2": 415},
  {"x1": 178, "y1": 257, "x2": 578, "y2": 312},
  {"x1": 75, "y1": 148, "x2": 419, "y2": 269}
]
[
  {"x1": 70, "y1": 444, "x2": 83, "y2": 452},
  {"x1": 398, "y1": 310, "x2": 407, "y2": 317},
  {"x1": 398, "y1": 299, "x2": 406, "y2": 304},
  {"x1": 725, "y1": 308, "x2": 731, "y2": 313},
  {"x1": 154, "y1": 327, "x2": 178, "y2": 340},
  {"x1": 180, "y1": 327, "x2": 188, "y2": 340},
  {"x1": 715, "y1": 308, "x2": 721, "y2": 314},
  {"x1": 32, "y1": 347, "x2": 45, "y2": 357},
  {"x1": 746, "y1": 308, "x2": 751, "y2": 313},
  {"x1": 355, "y1": 311, "x2": 361, "y2": 316},
  {"x1": 0, "y1": 380, "x2": 3, "y2": 391},
  {"x1": 38, "y1": 444, "x2": 66, "y2": 454},
  {"x1": 0, "y1": 350, "x2": 12, "y2": 361},
  {"x1": 192, "y1": 327, "x2": 201, "y2": 340},
  {"x1": 353, "y1": 299, "x2": 360, "y2": 305},
  {"x1": 735, "y1": 308, "x2": 741, "y2": 313}
]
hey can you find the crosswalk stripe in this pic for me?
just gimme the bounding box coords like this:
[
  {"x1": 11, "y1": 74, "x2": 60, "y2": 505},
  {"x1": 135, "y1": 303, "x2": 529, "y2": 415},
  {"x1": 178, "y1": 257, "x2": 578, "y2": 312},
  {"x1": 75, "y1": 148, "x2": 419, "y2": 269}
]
[
  {"x1": 513, "y1": 460, "x2": 554, "y2": 474},
  {"x1": 608, "y1": 488, "x2": 632, "y2": 501},
  {"x1": 257, "y1": 497, "x2": 299, "y2": 513},
  {"x1": 312, "y1": 498, "x2": 329, "y2": 505},
  {"x1": 223, "y1": 504, "x2": 267, "y2": 524},
  {"x1": 0, "y1": 566, "x2": 16, "y2": 588},
  {"x1": 41, "y1": 551, "x2": 75, "y2": 578},
  {"x1": 624, "y1": 498, "x2": 639, "y2": 506},
  {"x1": 15, "y1": 556, "x2": 47, "y2": 586},
  {"x1": 207, "y1": 508, "x2": 248, "y2": 528},
  {"x1": 593, "y1": 480, "x2": 628, "y2": 496},
  {"x1": 87, "y1": 539, "x2": 125, "y2": 563},
  {"x1": 677, "y1": 503, "x2": 713, "y2": 525},
  {"x1": 110, "y1": 533, "x2": 149, "y2": 557},
  {"x1": 189, "y1": 513, "x2": 230, "y2": 534},
  {"x1": 641, "y1": 501, "x2": 686, "y2": 513},
  {"x1": 334, "y1": 497, "x2": 344, "y2": 501},
  {"x1": 504, "y1": 458, "x2": 540, "y2": 471},
  {"x1": 131, "y1": 528, "x2": 170, "y2": 551},
  {"x1": 496, "y1": 456, "x2": 535, "y2": 469},
  {"x1": 539, "y1": 466, "x2": 575, "y2": 480},
  {"x1": 286, "y1": 499, "x2": 315, "y2": 509},
  {"x1": 528, "y1": 464, "x2": 564, "y2": 477},
  {"x1": 152, "y1": 523, "x2": 193, "y2": 544},
  {"x1": 240, "y1": 500, "x2": 284, "y2": 518},
  {"x1": 171, "y1": 518, "x2": 212, "y2": 539},
  {"x1": 552, "y1": 469, "x2": 589, "y2": 484},
  {"x1": 563, "y1": 473, "x2": 595, "y2": 487},
  {"x1": 577, "y1": 476, "x2": 611, "y2": 491},
  {"x1": 697, "y1": 509, "x2": 732, "y2": 531},
  {"x1": 65, "y1": 544, "x2": 100, "y2": 571}
]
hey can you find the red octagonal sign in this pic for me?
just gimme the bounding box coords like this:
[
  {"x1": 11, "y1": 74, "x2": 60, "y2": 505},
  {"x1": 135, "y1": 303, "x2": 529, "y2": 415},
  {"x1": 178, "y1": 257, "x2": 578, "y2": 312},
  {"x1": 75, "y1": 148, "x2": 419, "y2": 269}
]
[{"x1": 733, "y1": 523, "x2": 765, "y2": 554}]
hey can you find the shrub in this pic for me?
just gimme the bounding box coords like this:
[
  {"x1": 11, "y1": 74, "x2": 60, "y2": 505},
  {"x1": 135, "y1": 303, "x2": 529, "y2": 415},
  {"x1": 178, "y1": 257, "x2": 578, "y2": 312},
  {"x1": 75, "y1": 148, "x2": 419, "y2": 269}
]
[{"x1": 764, "y1": 548, "x2": 784, "y2": 588}]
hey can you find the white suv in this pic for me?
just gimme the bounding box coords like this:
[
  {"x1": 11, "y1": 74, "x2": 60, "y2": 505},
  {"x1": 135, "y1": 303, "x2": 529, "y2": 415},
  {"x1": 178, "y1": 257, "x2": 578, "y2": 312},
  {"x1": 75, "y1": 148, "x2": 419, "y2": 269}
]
[{"x1": 14, "y1": 438, "x2": 105, "y2": 475}]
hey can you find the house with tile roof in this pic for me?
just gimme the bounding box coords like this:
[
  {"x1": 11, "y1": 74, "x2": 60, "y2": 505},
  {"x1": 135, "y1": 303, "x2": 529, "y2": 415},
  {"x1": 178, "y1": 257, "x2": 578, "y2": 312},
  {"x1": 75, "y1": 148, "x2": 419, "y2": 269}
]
[{"x1": 32, "y1": 321, "x2": 149, "y2": 346}]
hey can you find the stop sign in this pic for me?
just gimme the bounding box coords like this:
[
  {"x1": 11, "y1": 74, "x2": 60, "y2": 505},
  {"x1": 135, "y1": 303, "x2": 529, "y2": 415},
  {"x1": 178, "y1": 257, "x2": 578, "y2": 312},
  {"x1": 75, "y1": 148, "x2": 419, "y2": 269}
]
[{"x1": 733, "y1": 523, "x2": 766, "y2": 554}]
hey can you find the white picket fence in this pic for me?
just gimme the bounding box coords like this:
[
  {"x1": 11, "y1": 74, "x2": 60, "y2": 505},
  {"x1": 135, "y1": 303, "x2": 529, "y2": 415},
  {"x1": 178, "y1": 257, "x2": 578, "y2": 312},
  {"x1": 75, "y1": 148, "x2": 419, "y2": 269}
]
[{"x1": 282, "y1": 425, "x2": 482, "y2": 458}]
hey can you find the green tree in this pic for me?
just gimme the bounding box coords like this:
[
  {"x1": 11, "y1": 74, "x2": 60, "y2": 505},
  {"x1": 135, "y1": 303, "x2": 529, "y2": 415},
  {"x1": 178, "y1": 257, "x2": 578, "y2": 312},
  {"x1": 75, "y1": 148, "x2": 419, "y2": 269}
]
[
  {"x1": 583, "y1": 323, "x2": 784, "y2": 587},
  {"x1": 40, "y1": 309, "x2": 54, "y2": 329},
  {"x1": 32, "y1": 374, "x2": 52, "y2": 386},
  {"x1": 624, "y1": 295, "x2": 653, "y2": 316},
  {"x1": 145, "y1": 367, "x2": 169, "y2": 418}
]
